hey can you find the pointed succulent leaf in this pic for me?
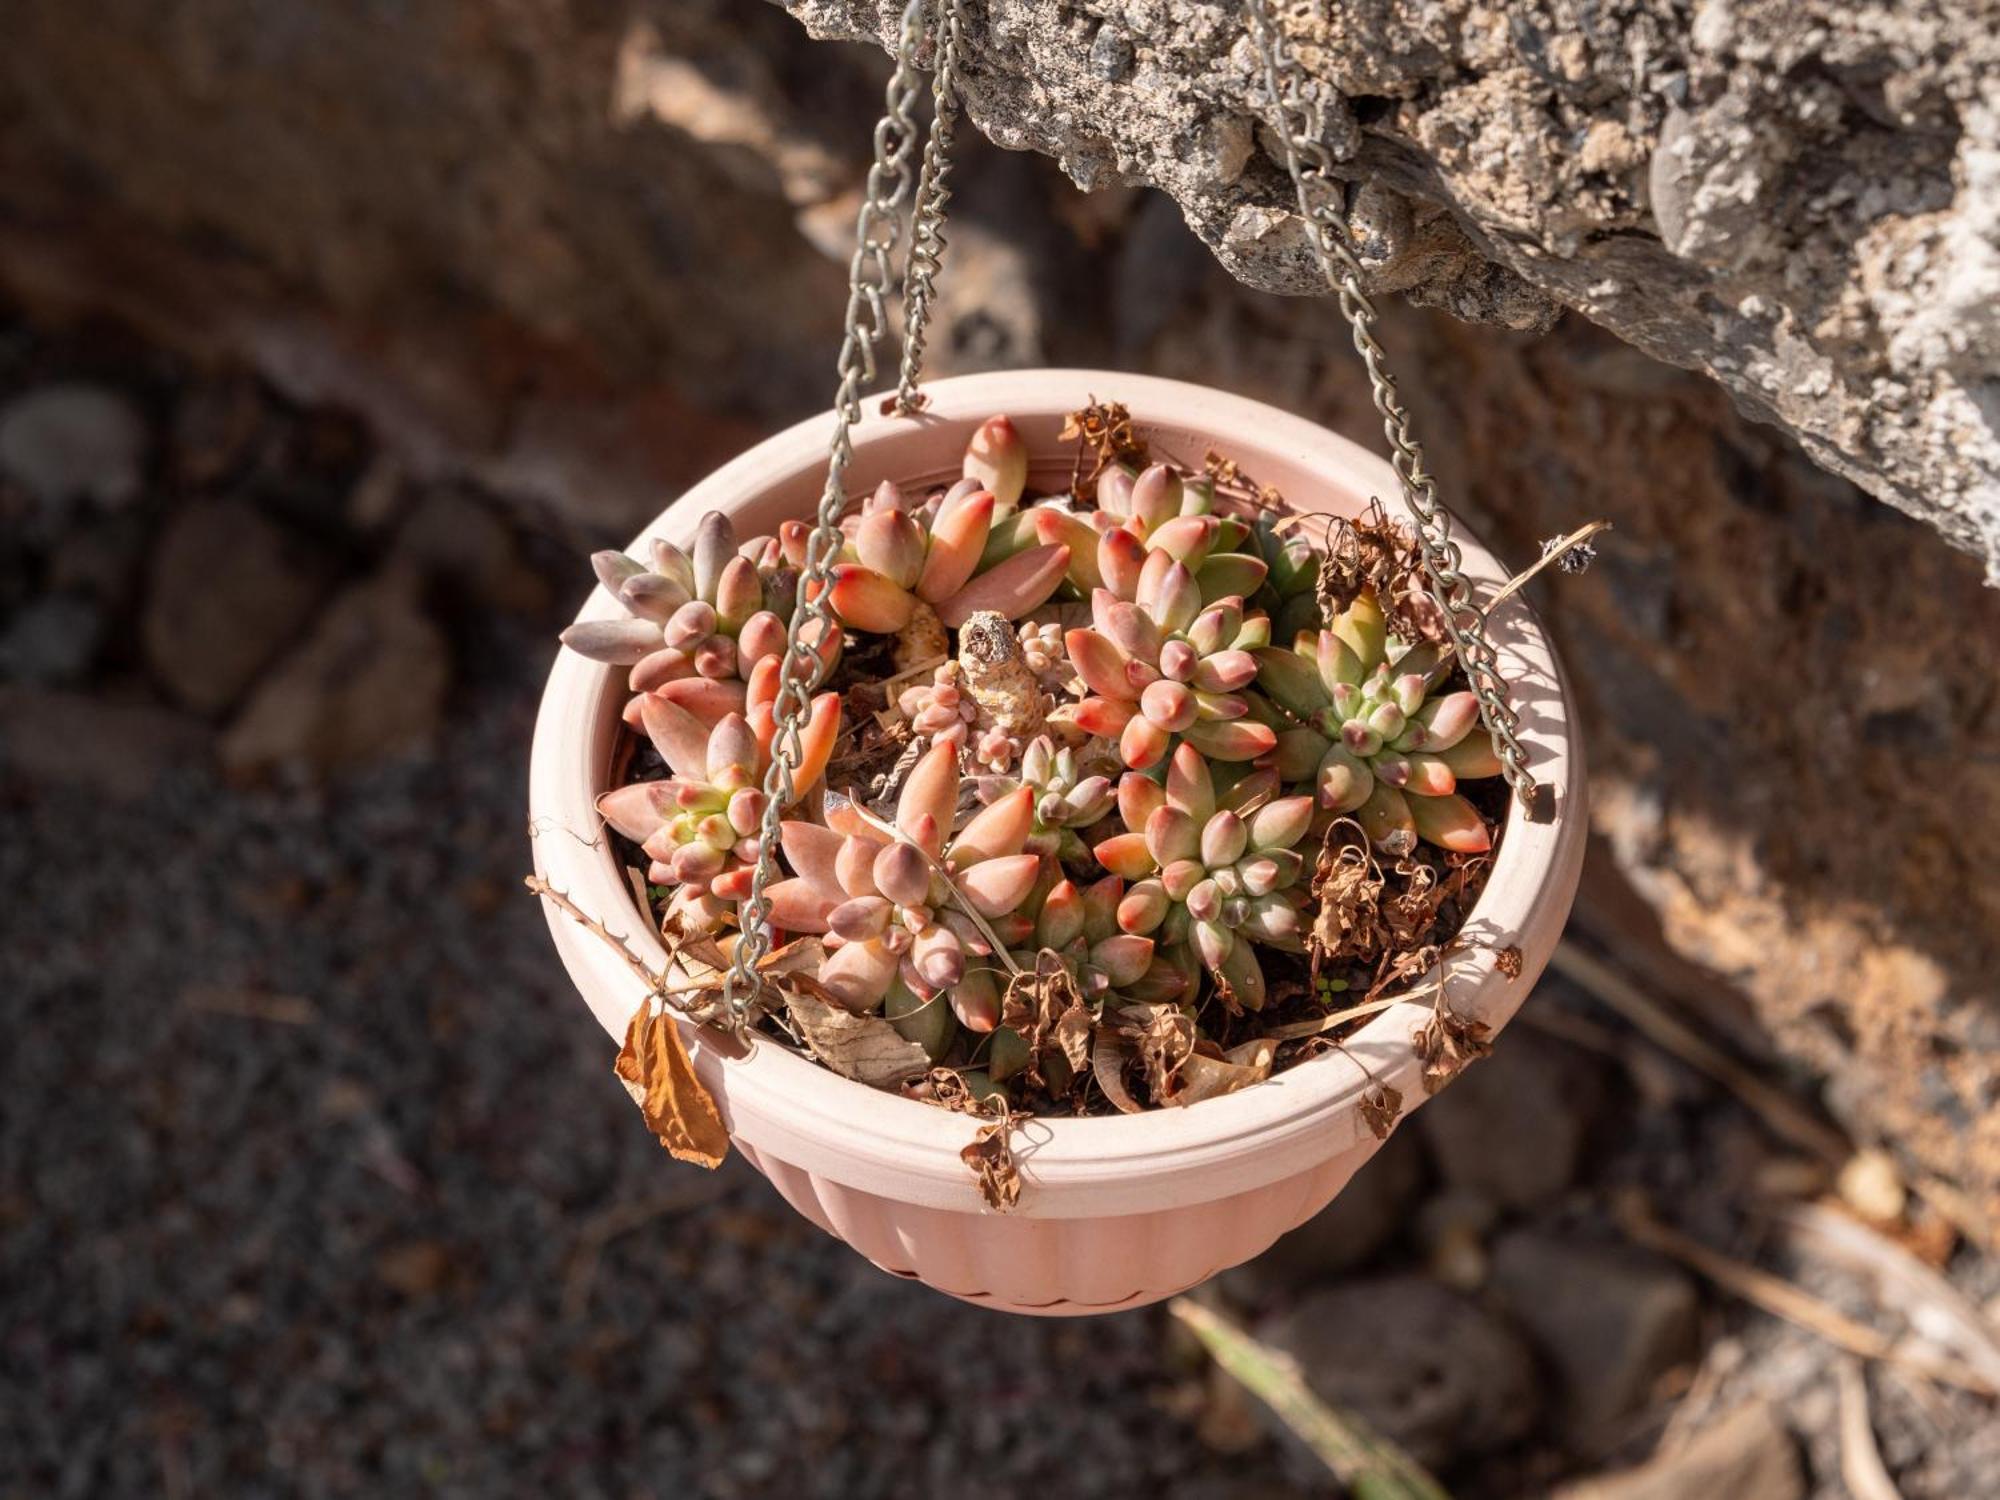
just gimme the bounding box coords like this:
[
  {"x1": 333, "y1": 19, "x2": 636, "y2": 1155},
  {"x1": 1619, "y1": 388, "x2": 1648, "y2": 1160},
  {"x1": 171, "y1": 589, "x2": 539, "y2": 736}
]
[
  {"x1": 1194, "y1": 552, "x2": 1268, "y2": 604},
  {"x1": 1409, "y1": 791, "x2": 1492, "y2": 853},
  {"x1": 1180, "y1": 718, "x2": 1277, "y2": 761},
  {"x1": 937, "y1": 543, "x2": 1069, "y2": 627},
  {"x1": 1091, "y1": 934, "x2": 1156, "y2": 987},
  {"x1": 1330, "y1": 590, "x2": 1388, "y2": 671},
  {"x1": 956, "y1": 853, "x2": 1042, "y2": 917},
  {"x1": 1158, "y1": 744, "x2": 1214, "y2": 823},
  {"x1": 1255, "y1": 645, "x2": 1333, "y2": 717},
  {"x1": 821, "y1": 938, "x2": 899, "y2": 1013},
  {"x1": 1317, "y1": 743, "x2": 1375, "y2": 814},
  {"x1": 765, "y1": 878, "x2": 839, "y2": 934},
  {"x1": 1146, "y1": 514, "x2": 1218, "y2": 564},
  {"x1": 691, "y1": 512, "x2": 736, "y2": 605},
  {"x1": 896, "y1": 741, "x2": 959, "y2": 853},
  {"x1": 963, "y1": 415, "x2": 1027, "y2": 512},
  {"x1": 1119, "y1": 713, "x2": 1171, "y2": 771},
  {"x1": 1217, "y1": 939, "x2": 1267, "y2": 1010},
  {"x1": 826, "y1": 564, "x2": 915, "y2": 633},
  {"x1": 596, "y1": 782, "x2": 672, "y2": 842},
  {"x1": 1435, "y1": 733, "x2": 1503, "y2": 780},
  {"x1": 916, "y1": 488, "x2": 997, "y2": 604},
  {"x1": 1247, "y1": 795, "x2": 1314, "y2": 853},
  {"x1": 1094, "y1": 831, "x2": 1157, "y2": 880},
  {"x1": 561, "y1": 618, "x2": 663, "y2": 665},
  {"x1": 1357, "y1": 783, "x2": 1417, "y2": 855}
]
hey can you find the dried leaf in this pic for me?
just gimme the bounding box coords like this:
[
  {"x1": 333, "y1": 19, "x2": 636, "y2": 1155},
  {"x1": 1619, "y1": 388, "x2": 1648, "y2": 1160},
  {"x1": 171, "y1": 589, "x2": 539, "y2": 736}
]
[
  {"x1": 1173, "y1": 1039, "x2": 1276, "y2": 1107},
  {"x1": 614, "y1": 1004, "x2": 730, "y2": 1168},
  {"x1": 1411, "y1": 1007, "x2": 1492, "y2": 1095},
  {"x1": 1092, "y1": 1032, "x2": 1145, "y2": 1114},
  {"x1": 1053, "y1": 1001, "x2": 1093, "y2": 1073},
  {"x1": 1060, "y1": 399, "x2": 1145, "y2": 499},
  {"x1": 1359, "y1": 1082, "x2": 1403, "y2": 1140},
  {"x1": 1123, "y1": 1003, "x2": 1195, "y2": 1104},
  {"x1": 782, "y1": 984, "x2": 931, "y2": 1088},
  {"x1": 961, "y1": 1116, "x2": 1022, "y2": 1211},
  {"x1": 1493, "y1": 944, "x2": 1524, "y2": 980}
]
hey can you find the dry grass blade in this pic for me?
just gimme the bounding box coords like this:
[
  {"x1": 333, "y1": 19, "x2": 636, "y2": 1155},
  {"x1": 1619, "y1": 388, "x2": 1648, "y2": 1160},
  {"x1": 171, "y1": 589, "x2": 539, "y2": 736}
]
[
  {"x1": 1837, "y1": 1359, "x2": 1904, "y2": 1500},
  {"x1": 1617, "y1": 1196, "x2": 1996, "y2": 1397},
  {"x1": 1552, "y1": 941, "x2": 1850, "y2": 1164},
  {"x1": 1169, "y1": 1298, "x2": 1451, "y2": 1500},
  {"x1": 1778, "y1": 1201, "x2": 2000, "y2": 1391}
]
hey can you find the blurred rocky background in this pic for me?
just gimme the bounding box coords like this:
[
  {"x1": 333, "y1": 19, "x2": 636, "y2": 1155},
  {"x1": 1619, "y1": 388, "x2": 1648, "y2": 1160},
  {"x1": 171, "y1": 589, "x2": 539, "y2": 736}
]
[{"x1": 2, "y1": 3, "x2": 1997, "y2": 1497}]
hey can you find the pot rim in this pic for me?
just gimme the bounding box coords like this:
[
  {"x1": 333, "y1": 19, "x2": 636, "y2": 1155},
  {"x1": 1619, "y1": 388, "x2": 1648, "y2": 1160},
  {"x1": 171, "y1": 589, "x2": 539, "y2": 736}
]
[{"x1": 529, "y1": 369, "x2": 1587, "y2": 1218}]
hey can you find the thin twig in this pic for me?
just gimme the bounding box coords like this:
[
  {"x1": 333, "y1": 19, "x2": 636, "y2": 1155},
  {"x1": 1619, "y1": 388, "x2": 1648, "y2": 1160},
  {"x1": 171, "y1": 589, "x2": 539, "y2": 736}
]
[
  {"x1": 525, "y1": 875, "x2": 664, "y2": 993},
  {"x1": 1484, "y1": 519, "x2": 1612, "y2": 610},
  {"x1": 1837, "y1": 1359, "x2": 1904, "y2": 1500},
  {"x1": 1617, "y1": 1196, "x2": 1996, "y2": 1397}
]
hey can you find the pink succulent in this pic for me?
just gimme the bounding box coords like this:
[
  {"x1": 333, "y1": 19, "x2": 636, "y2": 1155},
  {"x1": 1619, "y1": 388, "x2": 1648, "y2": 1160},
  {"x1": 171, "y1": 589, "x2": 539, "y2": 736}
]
[
  {"x1": 759, "y1": 741, "x2": 1045, "y2": 1051},
  {"x1": 1060, "y1": 577, "x2": 1278, "y2": 772}
]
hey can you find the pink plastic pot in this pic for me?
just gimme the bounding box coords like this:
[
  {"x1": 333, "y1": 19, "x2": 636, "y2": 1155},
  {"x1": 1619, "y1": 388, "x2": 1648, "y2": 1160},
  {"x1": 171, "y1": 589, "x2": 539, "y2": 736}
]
[{"x1": 530, "y1": 370, "x2": 1586, "y2": 1316}]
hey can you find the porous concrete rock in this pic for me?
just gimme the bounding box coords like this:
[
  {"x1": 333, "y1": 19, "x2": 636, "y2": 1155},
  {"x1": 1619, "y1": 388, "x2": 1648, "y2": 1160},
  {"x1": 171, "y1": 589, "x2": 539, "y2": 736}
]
[{"x1": 786, "y1": 0, "x2": 2000, "y2": 580}]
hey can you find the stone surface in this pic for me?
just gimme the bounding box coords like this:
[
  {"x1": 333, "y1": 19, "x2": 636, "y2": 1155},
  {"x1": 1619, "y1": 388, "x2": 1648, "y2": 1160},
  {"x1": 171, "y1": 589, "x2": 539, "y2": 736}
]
[
  {"x1": 789, "y1": 0, "x2": 2000, "y2": 582},
  {"x1": 141, "y1": 498, "x2": 333, "y2": 714},
  {"x1": 220, "y1": 569, "x2": 449, "y2": 772},
  {"x1": 1553, "y1": 1401, "x2": 1803, "y2": 1500},
  {"x1": 1489, "y1": 1230, "x2": 1700, "y2": 1445},
  {"x1": 1419, "y1": 1028, "x2": 1604, "y2": 1211},
  {"x1": 0, "y1": 686, "x2": 211, "y2": 800},
  {"x1": 1257, "y1": 1275, "x2": 1540, "y2": 1469},
  {"x1": 0, "y1": 383, "x2": 147, "y2": 509}
]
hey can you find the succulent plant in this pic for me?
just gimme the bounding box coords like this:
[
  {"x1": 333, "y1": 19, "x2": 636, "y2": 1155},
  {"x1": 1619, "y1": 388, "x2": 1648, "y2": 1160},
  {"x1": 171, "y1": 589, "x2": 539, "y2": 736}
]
[
  {"x1": 972, "y1": 734, "x2": 1118, "y2": 861},
  {"x1": 597, "y1": 687, "x2": 841, "y2": 931},
  {"x1": 1091, "y1": 745, "x2": 1316, "y2": 1010},
  {"x1": 1249, "y1": 513, "x2": 1324, "y2": 644},
  {"x1": 760, "y1": 741, "x2": 1045, "y2": 1051},
  {"x1": 1061, "y1": 577, "x2": 1278, "y2": 771},
  {"x1": 1255, "y1": 588, "x2": 1499, "y2": 855},
  {"x1": 822, "y1": 474, "x2": 1071, "y2": 666},
  {"x1": 1024, "y1": 874, "x2": 1164, "y2": 1001},
  {"x1": 561, "y1": 512, "x2": 803, "y2": 688},
  {"x1": 1029, "y1": 465, "x2": 1271, "y2": 605}
]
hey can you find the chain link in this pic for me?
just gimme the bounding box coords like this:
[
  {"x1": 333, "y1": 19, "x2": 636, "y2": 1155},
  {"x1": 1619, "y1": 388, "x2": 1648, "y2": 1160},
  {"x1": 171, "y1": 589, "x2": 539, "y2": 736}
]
[
  {"x1": 723, "y1": 0, "x2": 935, "y2": 1026},
  {"x1": 893, "y1": 0, "x2": 967, "y2": 414},
  {"x1": 1246, "y1": 0, "x2": 1541, "y2": 812}
]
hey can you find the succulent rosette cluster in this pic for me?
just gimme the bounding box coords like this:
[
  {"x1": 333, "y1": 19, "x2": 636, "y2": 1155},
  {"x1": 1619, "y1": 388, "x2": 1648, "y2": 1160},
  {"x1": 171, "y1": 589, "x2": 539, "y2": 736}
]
[
  {"x1": 763, "y1": 741, "x2": 1043, "y2": 1056},
  {"x1": 1255, "y1": 588, "x2": 1500, "y2": 855},
  {"x1": 1092, "y1": 746, "x2": 1314, "y2": 1010},
  {"x1": 562, "y1": 412, "x2": 1506, "y2": 1102}
]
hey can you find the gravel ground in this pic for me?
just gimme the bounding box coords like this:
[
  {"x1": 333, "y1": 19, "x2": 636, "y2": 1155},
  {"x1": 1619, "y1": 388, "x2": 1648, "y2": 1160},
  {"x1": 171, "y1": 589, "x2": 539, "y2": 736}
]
[{"x1": 0, "y1": 615, "x2": 1314, "y2": 1499}]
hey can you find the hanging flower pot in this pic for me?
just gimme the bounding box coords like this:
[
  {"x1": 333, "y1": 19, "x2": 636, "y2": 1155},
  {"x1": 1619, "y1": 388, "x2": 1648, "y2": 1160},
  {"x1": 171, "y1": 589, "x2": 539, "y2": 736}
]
[{"x1": 529, "y1": 368, "x2": 1586, "y2": 1315}]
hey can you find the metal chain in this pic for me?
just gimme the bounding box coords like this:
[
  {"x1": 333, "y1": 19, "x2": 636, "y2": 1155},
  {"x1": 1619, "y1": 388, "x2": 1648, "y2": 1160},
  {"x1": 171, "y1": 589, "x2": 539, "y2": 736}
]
[
  {"x1": 724, "y1": 0, "x2": 935, "y2": 1025},
  {"x1": 893, "y1": 0, "x2": 968, "y2": 414},
  {"x1": 1246, "y1": 0, "x2": 1542, "y2": 812}
]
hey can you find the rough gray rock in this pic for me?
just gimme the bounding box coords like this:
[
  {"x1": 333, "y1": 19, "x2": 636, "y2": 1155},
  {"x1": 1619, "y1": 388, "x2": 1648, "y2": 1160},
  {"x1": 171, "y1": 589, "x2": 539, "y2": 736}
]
[
  {"x1": 1257, "y1": 1275, "x2": 1541, "y2": 1468},
  {"x1": 1490, "y1": 1230, "x2": 1700, "y2": 1446},
  {"x1": 1418, "y1": 1028, "x2": 1605, "y2": 1210},
  {"x1": 783, "y1": 0, "x2": 2000, "y2": 579},
  {"x1": 142, "y1": 498, "x2": 334, "y2": 715}
]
